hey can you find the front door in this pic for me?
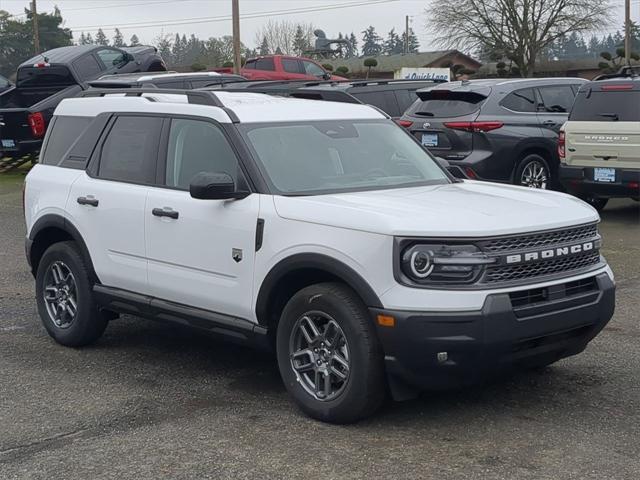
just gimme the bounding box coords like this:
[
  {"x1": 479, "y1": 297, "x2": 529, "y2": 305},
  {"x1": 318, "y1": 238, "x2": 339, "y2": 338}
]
[{"x1": 145, "y1": 117, "x2": 259, "y2": 321}]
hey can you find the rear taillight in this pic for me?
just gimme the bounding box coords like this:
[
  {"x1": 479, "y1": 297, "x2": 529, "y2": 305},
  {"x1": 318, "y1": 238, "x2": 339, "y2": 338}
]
[
  {"x1": 558, "y1": 130, "x2": 566, "y2": 160},
  {"x1": 601, "y1": 84, "x2": 633, "y2": 91},
  {"x1": 464, "y1": 167, "x2": 478, "y2": 179},
  {"x1": 28, "y1": 112, "x2": 46, "y2": 138},
  {"x1": 395, "y1": 119, "x2": 413, "y2": 128},
  {"x1": 443, "y1": 121, "x2": 503, "y2": 132}
]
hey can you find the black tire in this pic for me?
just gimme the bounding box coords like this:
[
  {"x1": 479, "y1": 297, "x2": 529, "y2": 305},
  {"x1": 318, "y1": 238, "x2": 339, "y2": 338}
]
[
  {"x1": 276, "y1": 282, "x2": 386, "y2": 424},
  {"x1": 582, "y1": 196, "x2": 609, "y2": 211},
  {"x1": 514, "y1": 154, "x2": 552, "y2": 190},
  {"x1": 35, "y1": 241, "x2": 108, "y2": 347}
]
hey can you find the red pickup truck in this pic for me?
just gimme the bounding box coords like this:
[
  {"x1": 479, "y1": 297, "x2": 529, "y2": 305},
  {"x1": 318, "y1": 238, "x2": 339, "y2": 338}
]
[{"x1": 213, "y1": 55, "x2": 347, "y2": 81}]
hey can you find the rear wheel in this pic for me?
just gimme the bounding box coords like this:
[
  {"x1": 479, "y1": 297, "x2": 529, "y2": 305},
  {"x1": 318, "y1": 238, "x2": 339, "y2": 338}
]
[
  {"x1": 276, "y1": 283, "x2": 386, "y2": 424},
  {"x1": 36, "y1": 241, "x2": 108, "y2": 347},
  {"x1": 515, "y1": 154, "x2": 551, "y2": 189}
]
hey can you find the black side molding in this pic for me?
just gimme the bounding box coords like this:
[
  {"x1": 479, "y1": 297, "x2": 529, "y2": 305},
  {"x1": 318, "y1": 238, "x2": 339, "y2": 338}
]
[
  {"x1": 93, "y1": 285, "x2": 269, "y2": 350},
  {"x1": 255, "y1": 218, "x2": 265, "y2": 252}
]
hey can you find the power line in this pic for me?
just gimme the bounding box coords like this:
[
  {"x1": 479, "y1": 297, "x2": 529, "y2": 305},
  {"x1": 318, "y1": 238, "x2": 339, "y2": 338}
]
[
  {"x1": 6, "y1": 0, "x2": 195, "y2": 18},
  {"x1": 67, "y1": 0, "x2": 400, "y2": 32}
]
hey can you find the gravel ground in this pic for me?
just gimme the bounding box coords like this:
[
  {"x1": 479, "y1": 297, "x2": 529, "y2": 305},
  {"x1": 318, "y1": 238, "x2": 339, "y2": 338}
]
[{"x1": 1, "y1": 176, "x2": 638, "y2": 480}]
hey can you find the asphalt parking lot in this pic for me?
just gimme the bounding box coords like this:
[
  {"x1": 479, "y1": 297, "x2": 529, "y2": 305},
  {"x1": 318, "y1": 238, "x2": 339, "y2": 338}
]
[{"x1": 1, "y1": 174, "x2": 639, "y2": 480}]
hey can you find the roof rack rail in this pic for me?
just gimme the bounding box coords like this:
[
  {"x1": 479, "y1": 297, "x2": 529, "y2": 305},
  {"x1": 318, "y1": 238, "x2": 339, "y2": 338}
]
[
  {"x1": 79, "y1": 87, "x2": 225, "y2": 107},
  {"x1": 593, "y1": 65, "x2": 640, "y2": 81},
  {"x1": 77, "y1": 88, "x2": 241, "y2": 123},
  {"x1": 348, "y1": 78, "x2": 448, "y2": 87}
]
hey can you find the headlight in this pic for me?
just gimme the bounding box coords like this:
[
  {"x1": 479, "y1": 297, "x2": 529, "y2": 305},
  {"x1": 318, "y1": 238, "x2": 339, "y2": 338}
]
[{"x1": 400, "y1": 243, "x2": 494, "y2": 286}]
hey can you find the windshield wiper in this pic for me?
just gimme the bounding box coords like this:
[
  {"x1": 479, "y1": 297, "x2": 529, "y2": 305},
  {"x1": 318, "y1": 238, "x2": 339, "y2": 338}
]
[{"x1": 599, "y1": 113, "x2": 619, "y2": 121}]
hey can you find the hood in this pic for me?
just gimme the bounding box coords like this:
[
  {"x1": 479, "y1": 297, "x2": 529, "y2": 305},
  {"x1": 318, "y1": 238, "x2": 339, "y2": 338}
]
[{"x1": 273, "y1": 181, "x2": 599, "y2": 237}]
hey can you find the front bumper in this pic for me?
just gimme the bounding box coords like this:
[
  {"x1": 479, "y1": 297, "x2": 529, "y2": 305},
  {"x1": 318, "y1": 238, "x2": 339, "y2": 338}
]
[
  {"x1": 559, "y1": 164, "x2": 640, "y2": 199},
  {"x1": 372, "y1": 272, "x2": 615, "y2": 392}
]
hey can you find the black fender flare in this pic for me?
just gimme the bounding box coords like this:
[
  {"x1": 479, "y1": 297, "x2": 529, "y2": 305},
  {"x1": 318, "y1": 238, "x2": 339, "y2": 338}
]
[
  {"x1": 28, "y1": 214, "x2": 99, "y2": 282},
  {"x1": 255, "y1": 253, "x2": 383, "y2": 327}
]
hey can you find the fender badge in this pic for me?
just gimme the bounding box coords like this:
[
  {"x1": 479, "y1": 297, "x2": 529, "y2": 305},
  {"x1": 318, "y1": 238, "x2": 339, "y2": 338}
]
[{"x1": 232, "y1": 248, "x2": 243, "y2": 263}]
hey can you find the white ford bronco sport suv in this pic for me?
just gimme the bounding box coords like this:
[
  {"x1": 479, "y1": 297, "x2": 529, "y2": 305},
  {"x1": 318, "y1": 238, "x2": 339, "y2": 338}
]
[
  {"x1": 24, "y1": 88, "x2": 615, "y2": 423},
  {"x1": 559, "y1": 67, "x2": 640, "y2": 210}
]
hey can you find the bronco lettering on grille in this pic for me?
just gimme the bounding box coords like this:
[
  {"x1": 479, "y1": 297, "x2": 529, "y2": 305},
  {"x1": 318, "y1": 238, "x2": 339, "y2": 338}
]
[{"x1": 504, "y1": 241, "x2": 594, "y2": 265}]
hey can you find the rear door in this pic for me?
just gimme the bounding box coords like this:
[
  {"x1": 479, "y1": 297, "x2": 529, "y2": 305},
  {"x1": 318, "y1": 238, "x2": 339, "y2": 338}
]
[
  {"x1": 67, "y1": 114, "x2": 162, "y2": 294},
  {"x1": 565, "y1": 84, "x2": 640, "y2": 171}
]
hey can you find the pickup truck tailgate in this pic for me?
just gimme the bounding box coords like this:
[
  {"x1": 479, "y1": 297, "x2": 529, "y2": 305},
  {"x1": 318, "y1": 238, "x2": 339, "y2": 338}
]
[
  {"x1": 0, "y1": 109, "x2": 31, "y2": 153},
  {"x1": 565, "y1": 121, "x2": 640, "y2": 169}
]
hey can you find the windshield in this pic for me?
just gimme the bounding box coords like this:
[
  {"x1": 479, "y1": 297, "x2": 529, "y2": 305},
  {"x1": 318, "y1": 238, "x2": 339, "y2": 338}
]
[{"x1": 240, "y1": 120, "x2": 450, "y2": 195}]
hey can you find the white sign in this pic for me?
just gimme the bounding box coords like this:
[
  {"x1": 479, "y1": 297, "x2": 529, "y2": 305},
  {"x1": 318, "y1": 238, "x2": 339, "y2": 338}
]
[{"x1": 394, "y1": 67, "x2": 450, "y2": 82}]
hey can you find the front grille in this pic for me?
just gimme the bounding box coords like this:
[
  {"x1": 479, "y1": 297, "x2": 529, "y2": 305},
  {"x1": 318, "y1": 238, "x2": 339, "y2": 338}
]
[
  {"x1": 483, "y1": 251, "x2": 601, "y2": 284},
  {"x1": 481, "y1": 223, "x2": 598, "y2": 253}
]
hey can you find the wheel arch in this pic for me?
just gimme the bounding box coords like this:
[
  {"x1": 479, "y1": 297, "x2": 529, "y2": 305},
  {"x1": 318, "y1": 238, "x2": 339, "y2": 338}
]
[
  {"x1": 28, "y1": 214, "x2": 98, "y2": 283},
  {"x1": 255, "y1": 253, "x2": 383, "y2": 331}
]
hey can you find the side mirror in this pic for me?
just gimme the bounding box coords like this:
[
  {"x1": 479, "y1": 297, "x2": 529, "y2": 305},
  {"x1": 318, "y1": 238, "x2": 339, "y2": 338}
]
[
  {"x1": 189, "y1": 172, "x2": 249, "y2": 200},
  {"x1": 322, "y1": 72, "x2": 331, "y2": 80}
]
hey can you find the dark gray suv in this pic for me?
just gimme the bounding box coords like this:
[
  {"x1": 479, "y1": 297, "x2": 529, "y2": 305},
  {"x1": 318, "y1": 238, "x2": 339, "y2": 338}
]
[{"x1": 398, "y1": 78, "x2": 586, "y2": 189}]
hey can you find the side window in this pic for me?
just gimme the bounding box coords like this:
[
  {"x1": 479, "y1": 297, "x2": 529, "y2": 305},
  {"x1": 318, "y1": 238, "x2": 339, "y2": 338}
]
[
  {"x1": 255, "y1": 58, "x2": 275, "y2": 71},
  {"x1": 501, "y1": 88, "x2": 537, "y2": 112},
  {"x1": 73, "y1": 55, "x2": 102, "y2": 78},
  {"x1": 156, "y1": 80, "x2": 185, "y2": 89},
  {"x1": 352, "y1": 91, "x2": 391, "y2": 114},
  {"x1": 282, "y1": 58, "x2": 301, "y2": 74},
  {"x1": 394, "y1": 89, "x2": 417, "y2": 115},
  {"x1": 244, "y1": 60, "x2": 256, "y2": 70},
  {"x1": 538, "y1": 85, "x2": 575, "y2": 113},
  {"x1": 165, "y1": 119, "x2": 240, "y2": 190},
  {"x1": 190, "y1": 78, "x2": 221, "y2": 89},
  {"x1": 40, "y1": 116, "x2": 92, "y2": 165},
  {"x1": 98, "y1": 116, "x2": 162, "y2": 183},
  {"x1": 96, "y1": 49, "x2": 126, "y2": 69},
  {"x1": 302, "y1": 60, "x2": 325, "y2": 77}
]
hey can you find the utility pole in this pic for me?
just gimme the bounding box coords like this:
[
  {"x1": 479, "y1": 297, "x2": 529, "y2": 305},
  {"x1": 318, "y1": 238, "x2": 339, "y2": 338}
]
[
  {"x1": 31, "y1": 0, "x2": 40, "y2": 54},
  {"x1": 624, "y1": 0, "x2": 631, "y2": 65},
  {"x1": 405, "y1": 15, "x2": 409, "y2": 54},
  {"x1": 232, "y1": 0, "x2": 241, "y2": 75}
]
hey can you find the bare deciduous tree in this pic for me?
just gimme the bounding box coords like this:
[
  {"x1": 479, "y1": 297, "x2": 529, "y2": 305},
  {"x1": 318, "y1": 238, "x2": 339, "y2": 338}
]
[
  {"x1": 426, "y1": 0, "x2": 612, "y2": 77},
  {"x1": 254, "y1": 20, "x2": 314, "y2": 56}
]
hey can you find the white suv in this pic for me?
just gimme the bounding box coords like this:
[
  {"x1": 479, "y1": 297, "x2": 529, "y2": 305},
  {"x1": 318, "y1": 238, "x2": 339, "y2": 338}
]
[{"x1": 24, "y1": 88, "x2": 615, "y2": 423}]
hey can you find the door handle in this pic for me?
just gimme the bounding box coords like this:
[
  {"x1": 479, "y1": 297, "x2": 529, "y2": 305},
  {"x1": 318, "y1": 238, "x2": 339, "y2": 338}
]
[
  {"x1": 77, "y1": 196, "x2": 99, "y2": 207},
  {"x1": 152, "y1": 207, "x2": 179, "y2": 219},
  {"x1": 541, "y1": 120, "x2": 557, "y2": 126}
]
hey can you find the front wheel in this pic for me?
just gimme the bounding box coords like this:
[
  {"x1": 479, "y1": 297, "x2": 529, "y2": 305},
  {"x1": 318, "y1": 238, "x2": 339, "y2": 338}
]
[
  {"x1": 515, "y1": 154, "x2": 551, "y2": 189},
  {"x1": 276, "y1": 283, "x2": 386, "y2": 424}
]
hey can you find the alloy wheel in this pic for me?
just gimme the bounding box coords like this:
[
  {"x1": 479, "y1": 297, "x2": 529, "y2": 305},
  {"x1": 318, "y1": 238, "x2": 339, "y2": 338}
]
[
  {"x1": 289, "y1": 311, "x2": 350, "y2": 401},
  {"x1": 43, "y1": 261, "x2": 78, "y2": 329},
  {"x1": 520, "y1": 160, "x2": 549, "y2": 189}
]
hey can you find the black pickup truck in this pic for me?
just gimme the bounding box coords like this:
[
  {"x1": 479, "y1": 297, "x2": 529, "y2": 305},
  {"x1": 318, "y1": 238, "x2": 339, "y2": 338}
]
[{"x1": 0, "y1": 45, "x2": 165, "y2": 159}]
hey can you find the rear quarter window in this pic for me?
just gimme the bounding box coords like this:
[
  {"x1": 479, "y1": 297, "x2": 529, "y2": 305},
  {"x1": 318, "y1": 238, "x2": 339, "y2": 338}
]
[
  {"x1": 40, "y1": 116, "x2": 92, "y2": 165},
  {"x1": 569, "y1": 90, "x2": 640, "y2": 121},
  {"x1": 500, "y1": 88, "x2": 537, "y2": 113}
]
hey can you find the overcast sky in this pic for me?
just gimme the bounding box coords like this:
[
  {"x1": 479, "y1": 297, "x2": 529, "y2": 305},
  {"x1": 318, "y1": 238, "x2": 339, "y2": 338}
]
[{"x1": 0, "y1": 0, "x2": 629, "y2": 50}]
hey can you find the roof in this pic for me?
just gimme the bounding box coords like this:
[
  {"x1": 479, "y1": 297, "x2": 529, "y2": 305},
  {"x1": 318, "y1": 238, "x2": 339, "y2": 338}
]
[
  {"x1": 97, "y1": 71, "x2": 222, "y2": 81},
  {"x1": 323, "y1": 50, "x2": 482, "y2": 73},
  {"x1": 21, "y1": 45, "x2": 99, "y2": 67},
  {"x1": 55, "y1": 90, "x2": 386, "y2": 124},
  {"x1": 418, "y1": 77, "x2": 587, "y2": 93}
]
